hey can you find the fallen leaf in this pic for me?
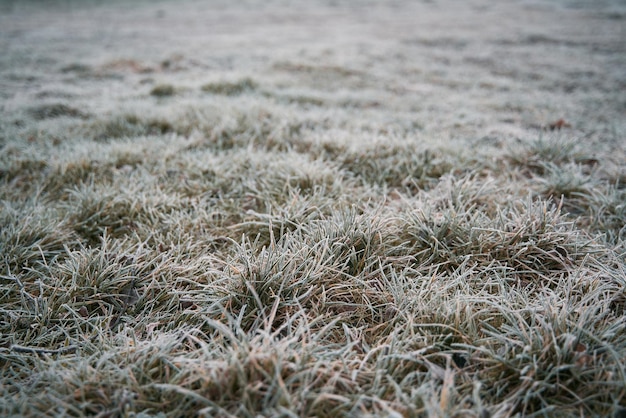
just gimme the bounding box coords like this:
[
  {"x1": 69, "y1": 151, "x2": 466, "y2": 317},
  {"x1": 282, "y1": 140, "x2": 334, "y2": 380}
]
[
  {"x1": 78, "y1": 306, "x2": 89, "y2": 317},
  {"x1": 548, "y1": 118, "x2": 572, "y2": 130}
]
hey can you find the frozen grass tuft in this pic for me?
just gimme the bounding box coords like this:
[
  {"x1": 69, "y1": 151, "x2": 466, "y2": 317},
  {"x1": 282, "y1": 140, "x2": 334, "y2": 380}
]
[
  {"x1": 150, "y1": 84, "x2": 177, "y2": 97},
  {"x1": 201, "y1": 78, "x2": 258, "y2": 96},
  {"x1": 27, "y1": 103, "x2": 90, "y2": 120}
]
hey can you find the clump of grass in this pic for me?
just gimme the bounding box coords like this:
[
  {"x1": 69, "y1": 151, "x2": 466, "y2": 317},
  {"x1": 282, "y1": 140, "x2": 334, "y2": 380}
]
[
  {"x1": 504, "y1": 135, "x2": 601, "y2": 177},
  {"x1": 393, "y1": 176, "x2": 590, "y2": 286},
  {"x1": 65, "y1": 184, "x2": 148, "y2": 245},
  {"x1": 583, "y1": 184, "x2": 626, "y2": 244},
  {"x1": 82, "y1": 113, "x2": 174, "y2": 141},
  {"x1": 0, "y1": 155, "x2": 48, "y2": 195},
  {"x1": 171, "y1": 105, "x2": 321, "y2": 152},
  {"x1": 27, "y1": 103, "x2": 90, "y2": 120},
  {"x1": 340, "y1": 141, "x2": 456, "y2": 192},
  {"x1": 536, "y1": 162, "x2": 594, "y2": 200},
  {"x1": 201, "y1": 78, "x2": 257, "y2": 95},
  {"x1": 60, "y1": 63, "x2": 92, "y2": 74},
  {"x1": 150, "y1": 84, "x2": 176, "y2": 97},
  {"x1": 0, "y1": 201, "x2": 78, "y2": 275}
]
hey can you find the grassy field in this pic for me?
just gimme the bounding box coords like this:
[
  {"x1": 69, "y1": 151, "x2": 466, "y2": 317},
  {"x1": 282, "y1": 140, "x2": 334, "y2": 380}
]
[{"x1": 1, "y1": 0, "x2": 625, "y2": 416}]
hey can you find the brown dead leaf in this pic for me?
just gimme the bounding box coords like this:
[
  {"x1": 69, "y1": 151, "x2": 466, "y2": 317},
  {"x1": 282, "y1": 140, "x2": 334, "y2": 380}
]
[
  {"x1": 574, "y1": 342, "x2": 592, "y2": 367},
  {"x1": 548, "y1": 118, "x2": 572, "y2": 130},
  {"x1": 78, "y1": 306, "x2": 89, "y2": 317},
  {"x1": 180, "y1": 300, "x2": 197, "y2": 310}
]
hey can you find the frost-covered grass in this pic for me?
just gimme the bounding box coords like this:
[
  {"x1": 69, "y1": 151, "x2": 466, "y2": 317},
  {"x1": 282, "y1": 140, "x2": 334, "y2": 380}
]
[{"x1": 1, "y1": 1, "x2": 625, "y2": 417}]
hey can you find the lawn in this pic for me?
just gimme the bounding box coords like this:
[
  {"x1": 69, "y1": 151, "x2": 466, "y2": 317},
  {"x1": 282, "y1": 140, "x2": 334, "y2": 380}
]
[{"x1": 1, "y1": 0, "x2": 625, "y2": 416}]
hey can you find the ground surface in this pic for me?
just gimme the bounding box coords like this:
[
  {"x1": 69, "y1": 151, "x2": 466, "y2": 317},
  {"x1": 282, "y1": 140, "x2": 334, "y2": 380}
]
[{"x1": 1, "y1": 0, "x2": 625, "y2": 417}]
